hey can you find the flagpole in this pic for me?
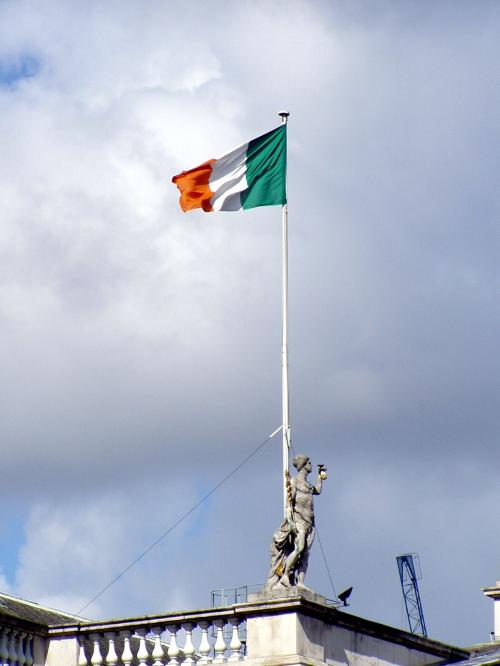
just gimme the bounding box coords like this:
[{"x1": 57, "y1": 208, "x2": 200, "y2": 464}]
[{"x1": 279, "y1": 110, "x2": 290, "y2": 517}]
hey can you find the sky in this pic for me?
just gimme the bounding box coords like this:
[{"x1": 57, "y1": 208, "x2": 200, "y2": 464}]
[{"x1": 0, "y1": 0, "x2": 499, "y2": 649}]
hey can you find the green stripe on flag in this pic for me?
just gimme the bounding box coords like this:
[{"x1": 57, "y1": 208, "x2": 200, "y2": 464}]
[{"x1": 241, "y1": 125, "x2": 287, "y2": 210}]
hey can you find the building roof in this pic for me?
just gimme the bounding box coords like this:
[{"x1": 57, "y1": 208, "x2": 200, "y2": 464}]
[
  {"x1": 0, "y1": 592, "x2": 87, "y2": 629},
  {"x1": 451, "y1": 643, "x2": 500, "y2": 666}
]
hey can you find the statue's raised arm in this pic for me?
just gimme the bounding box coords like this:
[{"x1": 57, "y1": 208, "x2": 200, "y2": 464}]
[{"x1": 313, "y1": 463, "x2": 327, "y2": 495}]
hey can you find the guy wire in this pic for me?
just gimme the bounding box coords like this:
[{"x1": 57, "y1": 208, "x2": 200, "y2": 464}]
[{"x1": 76, "y1": 425, "x2": 282, "y2": 616}]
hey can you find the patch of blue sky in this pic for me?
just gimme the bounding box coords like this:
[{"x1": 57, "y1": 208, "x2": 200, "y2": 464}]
[
  {"x1": 181, "y1": 479, "x2": 214, "y2": 540},
  {"x1": 0, "y1": 53, "x2": 40, "y2": 88},
  {"x1": 0, "y1": 506, "x2": 28, "y2": 587}
]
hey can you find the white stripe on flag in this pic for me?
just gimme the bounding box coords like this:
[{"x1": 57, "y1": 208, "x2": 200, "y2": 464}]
[{"x1": 210, "y1": 142, "x2": 248, "y2": 211}]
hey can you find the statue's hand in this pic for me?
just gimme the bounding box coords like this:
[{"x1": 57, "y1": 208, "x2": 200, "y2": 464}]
[{"x1": 318, "y1": 464, "x2": 328, "y2": 480}]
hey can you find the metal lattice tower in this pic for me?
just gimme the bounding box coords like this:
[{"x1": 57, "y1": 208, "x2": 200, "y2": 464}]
[{"x1": 396, "y1": 553, "x2": 428, "y2": 637}]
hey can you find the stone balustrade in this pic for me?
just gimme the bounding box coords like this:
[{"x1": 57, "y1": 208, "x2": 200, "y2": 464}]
[
  {"x1": 0, "y1": 627, "x2": 34, "y2": 666},
  {"x1": 49, "y1": 609, "x2": 246, "y2": 666},
  {"x1": 5, "y1": 591, "x2": 473, "y2": 666}
]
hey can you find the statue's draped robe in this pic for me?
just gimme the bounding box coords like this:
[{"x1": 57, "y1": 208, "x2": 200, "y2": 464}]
[{"x1": 267, "y1": 519, "x2": 295, "y2": 582}]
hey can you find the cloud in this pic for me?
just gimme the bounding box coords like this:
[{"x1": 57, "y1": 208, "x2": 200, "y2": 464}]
[
  {"x1": 14, "y1": 454, "x2": 283, "y2": 618},
  {"x1": 15, "y1": 481, "x2": 203, "y2": 618}
]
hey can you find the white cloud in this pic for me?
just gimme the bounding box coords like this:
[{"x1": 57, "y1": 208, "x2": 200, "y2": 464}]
[{"x1": 15, "y1": 481, "x2": 205, "y2": 617}]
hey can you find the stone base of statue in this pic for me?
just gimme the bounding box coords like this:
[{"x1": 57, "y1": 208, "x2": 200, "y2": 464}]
[{"x1": 249, "y1": 586, "x2": 326, "y2": 605}]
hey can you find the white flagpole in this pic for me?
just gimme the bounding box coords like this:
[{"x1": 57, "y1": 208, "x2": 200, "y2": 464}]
[{"x1": 279, "y1": 110, "x2": 290, "y2": 517}]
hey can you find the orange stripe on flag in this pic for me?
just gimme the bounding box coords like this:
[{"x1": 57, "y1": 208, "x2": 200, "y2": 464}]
[{"x1": 172, "y1": 160, "x2": 215, "y2": 212}]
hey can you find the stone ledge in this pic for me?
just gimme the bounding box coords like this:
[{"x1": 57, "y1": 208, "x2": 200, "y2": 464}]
[
  {"x1": 248, "y1": 587, "x2": 326, "y2": 605},
  {"x1": 244, "y1": 655, "x2": 327, "y2": 666}
]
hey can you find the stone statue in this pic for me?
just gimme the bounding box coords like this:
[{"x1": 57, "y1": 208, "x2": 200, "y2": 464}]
[{"x1": 265, "y1": 454, "x2": 327, "y2": 591}]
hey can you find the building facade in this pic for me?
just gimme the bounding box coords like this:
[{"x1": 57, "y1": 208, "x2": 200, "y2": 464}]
[{"x1": 1, "y1": 583, "x2": 499, "y2": 666}]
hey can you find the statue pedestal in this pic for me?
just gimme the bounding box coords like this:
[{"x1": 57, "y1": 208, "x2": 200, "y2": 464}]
[
  {"x1": 245, "y1": 588, "x2": 328, "y2": 665},
  {"x1": 249, "y1": 586, "x2": 326, "y2": 605}
]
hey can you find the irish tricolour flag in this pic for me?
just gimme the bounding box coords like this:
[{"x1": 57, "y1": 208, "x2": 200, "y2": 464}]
[{"x1": 172, "y1": 125, "x2": 287, "y2": 212}]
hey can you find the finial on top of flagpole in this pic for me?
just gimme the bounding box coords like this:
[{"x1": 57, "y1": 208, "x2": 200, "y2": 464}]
[{"x1": 278, "y1": 111, "x2": 290, "y2": 123}]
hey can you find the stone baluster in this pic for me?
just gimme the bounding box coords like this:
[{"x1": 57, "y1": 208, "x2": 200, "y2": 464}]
[
  {"x1": 120, "y1": 631, "x2": 133, "y2": 666},
  {"x1": 181, "y1": 623, "x2": 195, "y2": 666},
  {"x1": 228, "y1": 620, "x2": 242, "y2": 662},
  {"x1": 213, "y1": 620, "x2": 226, "y2": 664},
  {"x1": 135, "y1": 629, "x2": 149, "y2": 666},
  {"x1": 22, "y1": 636, "x2": 32, "y2": 666},
  {"x1": 151, "y1": 626, "x2": 165, "y2": 666},
  {"x1": 90, "y1": 634, "x2": 103, "y2": 666},
  {"x1": 197, "y1": 621, "x2": 212, "y2": 665},
  {"x1": 104, "y1": 633, "x2": 118, "y2": 666},
  {"x1": 16, "y1": 633, "x2": 26, "y2": 666},
  {"x1": 167, "y1": 625, "x2": 180, "y2": 666},
  {"x1": 8, "y1": 629, "x2": 18, "y2": 666},
  {"x1": 0, "y1": 629, "x2": 9, "y2": 666},
  {"x1": 78, "y1": 638, "x2": 88, "y2": 666}
]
